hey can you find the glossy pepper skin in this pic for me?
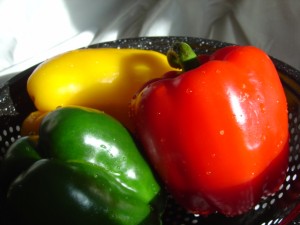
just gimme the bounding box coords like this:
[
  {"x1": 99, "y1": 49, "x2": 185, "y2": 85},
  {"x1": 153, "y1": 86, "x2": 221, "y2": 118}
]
[
  {"x1": 0, "y1": 106, "x2": 163, "y2": 225},
  {"x1": 130, "y1": 43, "x2": 289, "y2": 216},
  {"x1": 27, "y1": 48, "x2": 177, "y2": 130}
]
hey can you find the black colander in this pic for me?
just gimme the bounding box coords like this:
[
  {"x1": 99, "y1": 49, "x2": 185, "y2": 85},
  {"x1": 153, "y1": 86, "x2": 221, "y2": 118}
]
[{"x1": 0, "y1": 37, "x2": 300, "y2": 225}]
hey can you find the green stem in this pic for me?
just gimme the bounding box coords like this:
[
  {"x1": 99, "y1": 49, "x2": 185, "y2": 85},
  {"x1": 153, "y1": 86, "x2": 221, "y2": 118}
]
[{"x1": 167, "y1": 42, "x2": 200, "y2": 72}]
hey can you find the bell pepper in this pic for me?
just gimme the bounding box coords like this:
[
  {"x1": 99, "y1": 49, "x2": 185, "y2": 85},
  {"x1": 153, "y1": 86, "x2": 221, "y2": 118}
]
[
  {"x1": 20, "y1": 110, "x2": 48, "y2": 136},
  {"x1": 0, "y1": 106, "x2": 164, "y2": 225},
  {"x1": 27, "y1": 48, "x2": 177, "y2": 131},
  {"x1": 130, "y1": 42, "x2": 289, "y2": 216}
]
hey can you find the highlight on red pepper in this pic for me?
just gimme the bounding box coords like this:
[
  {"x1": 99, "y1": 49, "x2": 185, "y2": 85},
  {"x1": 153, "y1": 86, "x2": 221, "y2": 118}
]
[{"x1": 130, "y1": 42, "x2": 289, "y2": 216}]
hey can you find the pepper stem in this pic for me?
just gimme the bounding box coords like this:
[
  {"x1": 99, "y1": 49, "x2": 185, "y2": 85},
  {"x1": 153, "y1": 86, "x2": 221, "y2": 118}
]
[{"x1": 167, "y1": 42, "x2": 200, "y2": 71}]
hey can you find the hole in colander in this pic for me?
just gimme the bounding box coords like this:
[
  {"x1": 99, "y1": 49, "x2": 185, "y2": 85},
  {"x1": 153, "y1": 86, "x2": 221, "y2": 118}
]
[
  {"x1": 291, "y1": 165, "x2": 296, "y2": 172},
  {"x1": 278, "y1": 192, "x2": 284, "y2": 199},
  {"x1": 0, "y1": 125, "x2": 22, "y2": 156}
]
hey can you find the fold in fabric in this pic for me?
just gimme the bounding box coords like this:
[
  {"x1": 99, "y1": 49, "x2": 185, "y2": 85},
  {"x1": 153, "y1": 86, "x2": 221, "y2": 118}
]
[{"x1": 0, "y1": 0, "x2": 300, "y2": 82}]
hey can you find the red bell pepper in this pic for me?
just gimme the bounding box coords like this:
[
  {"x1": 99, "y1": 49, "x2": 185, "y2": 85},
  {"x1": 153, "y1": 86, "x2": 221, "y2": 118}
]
[{"x1": 130, "y1": 42, "x2": 289, "y2": 216}]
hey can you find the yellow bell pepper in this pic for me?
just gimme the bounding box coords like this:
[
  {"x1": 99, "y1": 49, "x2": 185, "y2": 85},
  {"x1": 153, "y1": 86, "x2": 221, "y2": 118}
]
[
  {"x1": 27, "y1": 48, "x2": 177, "y2": 130},
  {"x1": 21, "y1": 111, "x2": 48, "y2": 136}
]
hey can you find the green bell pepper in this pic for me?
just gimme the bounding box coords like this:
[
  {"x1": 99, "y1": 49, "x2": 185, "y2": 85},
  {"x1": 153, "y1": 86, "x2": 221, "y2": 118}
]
[{"x1": 0, "y1": 106, "x2": 164, "y2": 225}]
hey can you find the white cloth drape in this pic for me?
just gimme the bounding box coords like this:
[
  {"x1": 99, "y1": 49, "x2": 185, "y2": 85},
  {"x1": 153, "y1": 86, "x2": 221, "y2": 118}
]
[{"x1": 1, "y1": 0, "x2": 299, "y2": 83}]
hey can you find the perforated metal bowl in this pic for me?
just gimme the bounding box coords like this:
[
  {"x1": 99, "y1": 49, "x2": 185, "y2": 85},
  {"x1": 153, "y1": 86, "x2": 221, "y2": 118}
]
[{"x1": 0, "y1": 37, "x2": 300, "y2": 225}]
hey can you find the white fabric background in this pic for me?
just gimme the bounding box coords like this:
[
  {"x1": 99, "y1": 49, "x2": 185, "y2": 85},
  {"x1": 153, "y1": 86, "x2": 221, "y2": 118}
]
[{"x1": 0, "y1": 0, "x2": 299, "y2": 83}]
